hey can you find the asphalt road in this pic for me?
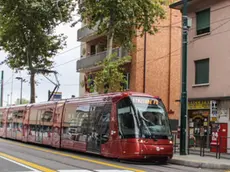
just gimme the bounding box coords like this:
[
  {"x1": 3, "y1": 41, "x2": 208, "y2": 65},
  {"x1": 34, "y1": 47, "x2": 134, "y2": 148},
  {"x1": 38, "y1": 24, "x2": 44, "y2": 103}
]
[{"x1": 0, "y1": 138, "x2": 225, "y2": 172}]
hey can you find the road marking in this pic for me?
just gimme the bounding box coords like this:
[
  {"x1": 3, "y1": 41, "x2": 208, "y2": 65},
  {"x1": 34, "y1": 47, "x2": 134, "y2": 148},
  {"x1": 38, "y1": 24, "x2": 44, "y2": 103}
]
[
  {"x1": 0, "y1": 152, "x2": 55, "y2": 172},
  {"x1": 57, "y1": 170, "x2": 133, "y2": 172},
  {"x1": 0, "y1": 139, "x2": 145, "y2": 172},
  {"x1": 0, "y1": 155, "x2": 40, "y2": 172}
]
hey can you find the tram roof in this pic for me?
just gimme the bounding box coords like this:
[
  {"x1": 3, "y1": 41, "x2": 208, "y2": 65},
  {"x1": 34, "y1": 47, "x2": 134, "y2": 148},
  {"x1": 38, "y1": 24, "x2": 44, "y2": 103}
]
[{"x1": 0, "y1": 92, "x2": 160, "y2": 109}]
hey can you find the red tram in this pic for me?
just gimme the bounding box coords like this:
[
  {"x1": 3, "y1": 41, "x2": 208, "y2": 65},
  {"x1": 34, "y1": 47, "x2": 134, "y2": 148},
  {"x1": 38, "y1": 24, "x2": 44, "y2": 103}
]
[{"x1": 0, "y1": 92, "x2": 173, "y2": 162}]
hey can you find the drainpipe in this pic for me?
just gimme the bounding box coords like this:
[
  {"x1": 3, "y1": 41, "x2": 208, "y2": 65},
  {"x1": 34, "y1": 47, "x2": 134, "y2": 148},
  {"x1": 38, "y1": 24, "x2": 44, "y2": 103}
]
[{"x1": 168, "y1": 6, "x2": 172, "y2": 112}]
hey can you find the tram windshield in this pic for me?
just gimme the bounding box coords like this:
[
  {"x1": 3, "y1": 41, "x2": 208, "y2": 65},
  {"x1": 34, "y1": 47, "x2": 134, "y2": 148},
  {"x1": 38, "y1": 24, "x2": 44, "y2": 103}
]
[{"x1": 130, "y1": 96, "x2": 171, "y2": 139}]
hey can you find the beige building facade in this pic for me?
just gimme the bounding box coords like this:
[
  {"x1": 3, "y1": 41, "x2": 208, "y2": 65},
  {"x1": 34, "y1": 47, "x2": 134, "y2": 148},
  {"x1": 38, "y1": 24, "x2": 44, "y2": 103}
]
[{"x1": 170, "y1": 0, "x2": 230, "y2": 150}]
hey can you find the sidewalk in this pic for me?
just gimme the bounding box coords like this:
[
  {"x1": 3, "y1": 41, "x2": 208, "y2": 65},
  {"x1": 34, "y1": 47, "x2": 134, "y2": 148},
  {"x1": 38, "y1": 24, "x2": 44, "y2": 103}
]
[{"x1": 169, "y1": 154, "x2": 230, "y2": 170}]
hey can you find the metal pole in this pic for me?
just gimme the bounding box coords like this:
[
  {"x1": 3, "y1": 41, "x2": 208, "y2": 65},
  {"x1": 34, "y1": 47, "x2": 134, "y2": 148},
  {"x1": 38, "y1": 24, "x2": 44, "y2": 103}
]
[
  {"x1": 143, "y1": 32, "x2": 147, "y2": 93},
  {"x1": 0, "y1": 71, "x2": 4, "y2": 107},
  {"x1": 180, "y1": 0, "x2": 188, "y2": 155},
  {"x1": 7, "y1": 94, "x2": 9, "y2": 106},
  {"x1": 10, "y1": 71, "x2": 14, "y2": 105},
  {"x1": 20, "y1": 79, "x2": 23, "y2": 104}
]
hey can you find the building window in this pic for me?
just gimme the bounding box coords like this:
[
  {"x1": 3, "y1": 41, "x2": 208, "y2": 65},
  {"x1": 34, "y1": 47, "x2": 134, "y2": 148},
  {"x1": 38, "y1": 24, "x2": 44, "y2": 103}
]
[
  {"x1": 195, "y1": 58, "x2": 209, "y2": 85},
  {"x1": 124, "y1": 73, "x2": 130, "y2": 90},
  {"x1": 196, "y1": 8, "x2": 210, "y2": 35}
]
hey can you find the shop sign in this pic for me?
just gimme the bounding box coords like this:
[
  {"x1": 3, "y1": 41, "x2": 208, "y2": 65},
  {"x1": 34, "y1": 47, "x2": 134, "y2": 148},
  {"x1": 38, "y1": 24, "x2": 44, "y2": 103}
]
[
  {"x1": 188, "y1": 100, "x2": 210, "y2": 110},
  {"x1": 210, "y1": 100, "x2": 218, "y2": 122},
  {"x1": 210, "y1": 100, "x2": 217, "y2": 117}
]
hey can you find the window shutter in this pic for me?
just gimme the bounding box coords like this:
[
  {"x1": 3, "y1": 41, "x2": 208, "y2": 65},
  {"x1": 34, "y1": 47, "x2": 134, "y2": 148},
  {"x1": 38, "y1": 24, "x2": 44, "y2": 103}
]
[
  {"x1": 195, "y1": 59, "x2": 209, "y2": 84},
  {"x1": 196, "y1": 9, "x2": 210, "y2": 31}
]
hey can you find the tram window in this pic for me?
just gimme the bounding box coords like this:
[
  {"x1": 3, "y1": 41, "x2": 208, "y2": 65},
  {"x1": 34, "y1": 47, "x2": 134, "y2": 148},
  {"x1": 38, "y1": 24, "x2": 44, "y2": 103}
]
[
  {"x1": 0, "y1": 111, "x2": 3, "y2": 128},
  {"x1": 100, "y1": 103, "x2": 111, "y2": 143},
  {"x1": 41, "y1": 108, "x2": 53, "y2": 122},
  {"x1": 117, "y1": 98, "x2": 139, "y2": 138},
  {"x1": 87, "y1": 103, "x2": 111, "y2": 145},
  {"x1": 63, "y1": 104, "x2": 89, "y2": 142}
]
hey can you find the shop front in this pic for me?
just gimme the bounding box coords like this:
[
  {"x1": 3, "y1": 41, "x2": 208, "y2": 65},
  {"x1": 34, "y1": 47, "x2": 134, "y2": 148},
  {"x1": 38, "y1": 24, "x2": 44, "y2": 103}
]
[{"x1": 188, "y1": 100, "x2": 211, "y2": 148}]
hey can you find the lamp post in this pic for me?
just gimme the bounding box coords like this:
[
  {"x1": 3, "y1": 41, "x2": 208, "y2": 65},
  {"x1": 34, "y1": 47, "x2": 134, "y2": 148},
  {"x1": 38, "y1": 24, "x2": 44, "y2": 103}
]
[
  {"x1": 180, "y1": 0, "x2": 188, "y2": 155},
  {"x1": 15, "y1": 77, "x2": 25, "y2": 104}
]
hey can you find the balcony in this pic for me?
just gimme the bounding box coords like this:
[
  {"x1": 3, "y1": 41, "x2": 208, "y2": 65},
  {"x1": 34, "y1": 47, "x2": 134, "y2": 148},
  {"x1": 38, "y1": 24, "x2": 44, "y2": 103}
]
[
  {"x1": 77, "y1": 22, "x2": 103, "y2": 42},
  {"x1": 76, "y1": 47, "x2": 128, "y2": 72}
]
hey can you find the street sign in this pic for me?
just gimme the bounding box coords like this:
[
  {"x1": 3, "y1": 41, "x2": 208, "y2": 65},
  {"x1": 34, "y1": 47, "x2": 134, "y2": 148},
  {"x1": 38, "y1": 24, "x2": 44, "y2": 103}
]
[{"x1": 210, "y1": 100, "x2": 218, "y2": 121}]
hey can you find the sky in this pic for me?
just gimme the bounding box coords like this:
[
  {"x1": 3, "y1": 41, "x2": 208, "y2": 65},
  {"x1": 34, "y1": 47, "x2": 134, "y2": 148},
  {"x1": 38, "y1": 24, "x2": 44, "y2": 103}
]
[{"x1": 0, "y1": 19, "x2": 82, "y2": 106}]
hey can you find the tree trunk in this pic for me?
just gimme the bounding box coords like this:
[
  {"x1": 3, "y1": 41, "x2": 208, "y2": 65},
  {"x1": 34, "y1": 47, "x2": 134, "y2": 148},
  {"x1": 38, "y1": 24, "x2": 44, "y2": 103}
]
[
  {"x1": 107, "y1": 31, "x2": 114, "y2": 57},
  {"x1": 30, "y1": 71, "x2": 36, "y2": 103},
  {"x1": 107, "y1": 9, "x2": 115, "y2": 57}
]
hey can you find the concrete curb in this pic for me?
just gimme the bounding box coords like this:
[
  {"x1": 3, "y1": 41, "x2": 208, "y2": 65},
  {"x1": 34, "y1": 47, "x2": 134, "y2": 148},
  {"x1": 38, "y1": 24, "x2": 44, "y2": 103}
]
[{"x1": 169, "y1": 159, "x2": 230, "y2": 170}]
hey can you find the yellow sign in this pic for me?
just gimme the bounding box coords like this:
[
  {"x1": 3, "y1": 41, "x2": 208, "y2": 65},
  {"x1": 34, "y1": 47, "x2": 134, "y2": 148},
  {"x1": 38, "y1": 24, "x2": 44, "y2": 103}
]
[
  {"x1": 132, "y1": 98, "x2": 159, "y2": 105},
  {"x1": 188, "y1": 100, "x2": 210, "y2": 110}
]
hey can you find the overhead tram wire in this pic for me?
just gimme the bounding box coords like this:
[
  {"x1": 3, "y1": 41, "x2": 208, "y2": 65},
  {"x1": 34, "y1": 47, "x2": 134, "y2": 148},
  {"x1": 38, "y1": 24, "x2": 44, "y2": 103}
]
[
  {"x1": 133, "y1": 17, "x2": 230, "y2": 71},
  {"x1": 0, "y1": 3, "x2": 230, "y2": 67},
  {"x1": 0, "y1": 43, "x2": 84, "y2": 67},
  {"x1": 54, "y1": 17, "x2": 230, "y2": 70}
]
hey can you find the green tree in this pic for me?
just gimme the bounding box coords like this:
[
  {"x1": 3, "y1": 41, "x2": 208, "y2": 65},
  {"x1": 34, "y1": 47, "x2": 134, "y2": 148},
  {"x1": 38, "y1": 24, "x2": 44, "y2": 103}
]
[
  {"x1": 81, "y1": 54, "x2": 131, "y2": 93},
  {"x1": 76, "y1": 0, "x2": 167, "y2": 56},
  {"x1": 14, "y1": 98, "x2": 29, "y2": 105},
  {"x1": 0, "y1": 0, "x2": 76, "y2": 103},
  {"x1": 77, "y1": 0, "x2": 167, "y2": 93}
]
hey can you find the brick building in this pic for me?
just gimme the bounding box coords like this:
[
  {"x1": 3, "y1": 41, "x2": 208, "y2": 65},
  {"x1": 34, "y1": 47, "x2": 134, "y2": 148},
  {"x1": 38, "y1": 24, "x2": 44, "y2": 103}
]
[{"x1": 76, "y1": 6, "x2": 182, "y2": 128}]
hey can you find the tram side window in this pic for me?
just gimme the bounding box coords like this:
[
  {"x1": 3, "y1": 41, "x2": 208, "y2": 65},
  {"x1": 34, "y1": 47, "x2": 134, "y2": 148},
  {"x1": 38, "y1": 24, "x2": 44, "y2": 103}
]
[
  {"x1": 13, "y1": 110, "x2": 24, "y2": 130},
  {"x1": 0, "y1": 111, "x2": 3, "y2": 128},
  {"x1": 7, "y1": 112, "x2": 13, "y2": 130},
  {"x1": 29, "y1": 108, "x2": 38, "y2": 136},
  {"x1": 75, "y1": 105, "x2": 90, "y2": 142},
  {"x1": 100, "y1": 103, "x2": 111, "y2": 144},
  {"x1": 117, "y1": 98, "x2": 139, "y2": 138},
  {"x1": 63, "y1": 104, "x2": 89, "y2": 142}
]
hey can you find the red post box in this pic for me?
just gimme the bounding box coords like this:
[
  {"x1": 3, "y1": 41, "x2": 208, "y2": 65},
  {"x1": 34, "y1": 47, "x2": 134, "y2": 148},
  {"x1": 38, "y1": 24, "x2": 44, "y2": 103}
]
[{"x1": 210, "y1": 123, "x2": 228, "y2": 153}]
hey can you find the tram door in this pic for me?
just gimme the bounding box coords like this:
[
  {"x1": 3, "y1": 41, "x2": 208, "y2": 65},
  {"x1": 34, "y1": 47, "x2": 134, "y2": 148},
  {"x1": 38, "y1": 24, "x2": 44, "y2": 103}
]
[{"x1": 87, "y1": 103, "x2": 111, "y2": 153}]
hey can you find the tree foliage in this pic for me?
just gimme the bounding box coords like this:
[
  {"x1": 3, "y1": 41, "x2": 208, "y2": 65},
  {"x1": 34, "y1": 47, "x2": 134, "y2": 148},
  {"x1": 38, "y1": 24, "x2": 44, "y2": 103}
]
[
  {"x1": 77, "y1": 0, "x2": 167, "y2": 94},
  {"x1": 14, "y1": 98, "x2": 29, "y2": 105},
  {"x1": 0, "y1": 0, "x2": 76, "y2": 103},
  {"x1": 81, "y1": 54, "x2": 131, "y2": 94},
  {"x1": 77, "y1": 0, "x2": 167, "y2": 53}
]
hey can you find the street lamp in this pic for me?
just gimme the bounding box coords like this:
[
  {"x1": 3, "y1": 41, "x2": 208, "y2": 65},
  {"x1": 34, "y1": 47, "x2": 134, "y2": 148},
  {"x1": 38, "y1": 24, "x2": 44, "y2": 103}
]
[
  {"x1": 180, "y1": 0, "x2": 188, "y2": 155},
  {"x1": 15, "y1": 77, "x2": 25, "y2": 104}
]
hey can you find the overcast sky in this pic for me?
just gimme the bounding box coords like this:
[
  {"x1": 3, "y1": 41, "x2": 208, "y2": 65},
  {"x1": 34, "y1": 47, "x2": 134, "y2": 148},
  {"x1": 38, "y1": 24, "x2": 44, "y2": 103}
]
[{"x1": 0, "y1": 19, "x2": 82, "y2": 106}]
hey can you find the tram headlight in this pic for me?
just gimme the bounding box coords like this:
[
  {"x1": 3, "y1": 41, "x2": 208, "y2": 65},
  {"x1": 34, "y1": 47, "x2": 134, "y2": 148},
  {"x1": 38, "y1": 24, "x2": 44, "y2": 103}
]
[
  {"x1": 169, "y1": 140, "x2": 173, "y2": 144},
  {"x1": 139, "y1": 139, "x2": 144, "y2": 143}
]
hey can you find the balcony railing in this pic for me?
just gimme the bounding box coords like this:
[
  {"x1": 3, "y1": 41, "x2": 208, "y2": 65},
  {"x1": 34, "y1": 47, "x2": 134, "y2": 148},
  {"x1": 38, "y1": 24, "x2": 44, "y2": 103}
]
[
  {"x1": 77, "y1": 22, "x2": 102, "y2": 42},
  {"x1": 76, "y1": 47, "x2": 128, "y2": 72}
]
